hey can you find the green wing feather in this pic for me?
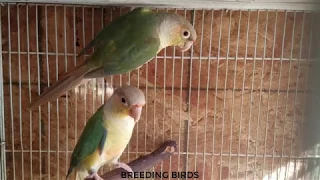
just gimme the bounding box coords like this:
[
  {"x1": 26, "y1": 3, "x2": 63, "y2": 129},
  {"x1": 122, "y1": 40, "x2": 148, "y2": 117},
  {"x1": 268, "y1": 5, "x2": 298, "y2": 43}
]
[
  {"x1": 66, "y1": 105, "x2": 107, "y2": 178},
  {"x1": 81, "y1": 7, "x2": 161, "y2": 77},
  {"x1": 78, "y1": 8, "x2": 155, "y2": 58},
  {"x1": 77, "y1": 8, "x2": 141, "y2": 58}
]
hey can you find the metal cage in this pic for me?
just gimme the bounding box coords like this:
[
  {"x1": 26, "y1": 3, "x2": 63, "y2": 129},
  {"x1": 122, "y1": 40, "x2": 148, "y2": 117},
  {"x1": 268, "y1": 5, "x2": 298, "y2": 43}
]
[{"x1": 1, "y1": 1, "x2": 320, "y2": 179}]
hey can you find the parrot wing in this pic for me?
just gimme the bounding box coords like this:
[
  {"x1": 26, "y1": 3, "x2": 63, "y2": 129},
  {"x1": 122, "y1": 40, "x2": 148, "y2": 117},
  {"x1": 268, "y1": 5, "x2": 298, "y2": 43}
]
[
  {"x1": 83, "y1": 11, "x2": 161, "y2": 78},
  {"x1": 76, "y1": 24, "x2": 111, "y2": 58},
  {"x1": 84, "y1": 35, "x2": 160, "y2": 78},
  {"x1": 66, "y1": 105, "x2": 107, "y2": 178},
  {"x1": 77, "y1": 8, "x2": 145, "y2": 58}
]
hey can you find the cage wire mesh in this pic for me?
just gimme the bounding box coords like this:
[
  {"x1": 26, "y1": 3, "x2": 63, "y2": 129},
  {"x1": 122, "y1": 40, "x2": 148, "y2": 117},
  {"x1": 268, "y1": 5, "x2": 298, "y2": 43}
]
[{"x1": 0, "y1": 2, "x2": 320, "y2": 180}]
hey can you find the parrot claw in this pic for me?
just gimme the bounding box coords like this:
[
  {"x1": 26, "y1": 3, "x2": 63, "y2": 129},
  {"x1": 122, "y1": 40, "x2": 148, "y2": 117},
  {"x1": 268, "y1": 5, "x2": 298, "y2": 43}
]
[
  {"x1": 86, "y1": 171, "x2": 103, "y2": 180},
  {"x1": 114, "y1": 162, "x2": 133, "y2": 173}
]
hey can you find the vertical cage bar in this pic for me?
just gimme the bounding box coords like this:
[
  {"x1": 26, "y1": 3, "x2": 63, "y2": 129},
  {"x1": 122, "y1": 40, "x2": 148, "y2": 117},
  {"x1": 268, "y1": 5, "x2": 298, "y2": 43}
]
[
  {"x1": 117, "y1": 7, "x2": 126, "y2": 170},
  {"x1": 168, "y1": 8, "x2": 178, "y2": 179},
  {"x1": 135, "y1": 6, "x2": 140, "y2": 161},
  {"x1": 7, "y1": 4, "x2": 16, "y2": 180},
  {"x1": 178, "y1": 8, "x2": 187, "y2": 174},
  {"x1": 230, "y1": 10, "x2": 242, "y2": 180},
  {"x1": 100, "y1": 6, "x2": 105, "y2": 106},
  {"x1": 102, "y1": 7, "x2": 110, "y2": 174},
  {"x1": 221, "y1": 10, "x2": 232, "y2": 180},
  {"x1": 168, "y1": 8, "x2": 178, "y2": 180},
  {"x1": 290, "y1": 12, "x2": 305, "y2": 178},
  {"x1": 73, "y1": 6, "x2": 78, "y2": 157},
  {"x1": 245, "y1": 10, "x2": 260, "y2": 180},
  {"x1": 186, "y1": 9, "x2": 196, "y2": 180},
  {"x1": 143, "y1": 56, "x2": 148, "y2": 178},
  {"x1": 271, "y1": 11, "x2": 288, "y2": 179},
  {"x1": 101, "y1": 7, "x2": 108, "y2": 174},
  {"x1": 194, "y1": 9, "x2": 205, "y2": 179},
  {"x1": 44, "y1": 5, "x2": 51, "y2": 180},
  {"x1": 160, "y1": 8, "x2": 168, "y2": 180},
  {"x1": 262, "y1": 10, "x2": 278, "y2": 179},
  {"x1": 0, "y1": 4, "x2": 6, "y2": 180},
  {"x1": 127, "y1": 8, "x2": 132, "y2": 87},
  {"x1": 82, "y1": 6, "x2": 87, "y2": 125},
  {"x1": 119, "y1": 8, "x2": 123, "y2": 86},
  {"x1": 144, "y1": 55, "x2": 148, "y2": 180},
  {"x1": 203, "y1": 9, "x2": 214, "y2": 180},
  {"x1": 63, "y1": 5, "x2": 69, "y2": 173},
  {"x1": 35, "y1": 4, "x2": 42, "y2": 180},
  {"x1": 26, "y1": 4, "x2": 33, "y2": 180},
  {"x1": 109, "y1": 8, "x2": 113, "y2": 88},
  {"x1": 153, "y1": 25, "x2": 158, "y2": 153},
  {"x1": 54, "y1": 5, "x2": 60, "y2": 179},
  {"x1": 282, "y1": 11, "x2": 297, "y2": 179},
  {"x1": 17, "y1": 4, "x2": 25, "y2": 180},
  {"x1": 237, "y1": 10, "x2": 250, "y2": 180},
  {"x1": 143, "y1": 7, "x2": 149, "y2": 158},
  {"x1": 151, "y1": 8, "x2": 158, "y2": 178},
  {"x1": 212, "y1": 10, "x2": 223, "y2": 180},
  {"x1": 127, "y1": 7, "x2": 132, "y2": 169},
  {"x1": 91, "y1": 7, "x2": 96, "y2": 113},
  {"x1": 254, "y1": 10, "x2": 269, "y2": 179}
]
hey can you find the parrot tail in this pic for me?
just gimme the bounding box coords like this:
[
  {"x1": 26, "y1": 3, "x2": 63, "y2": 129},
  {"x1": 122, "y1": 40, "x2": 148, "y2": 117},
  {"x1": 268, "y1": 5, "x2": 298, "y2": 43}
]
[
  {"x1": 27, "y1": 61, "x2": 93, "y2": 111},
  {"x1": 66, "y1": 167, "x2": 74, "y2": 180}
]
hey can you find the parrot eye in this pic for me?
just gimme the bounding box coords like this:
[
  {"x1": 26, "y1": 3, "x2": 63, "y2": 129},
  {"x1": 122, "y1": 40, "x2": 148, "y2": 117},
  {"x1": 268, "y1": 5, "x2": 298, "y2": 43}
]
[
  {"x1": 182, "y1": 30, "x2": 190, "y2": 39},
  {"x1": 121, "y1": 97, "x2": 126, "y2": 104}
]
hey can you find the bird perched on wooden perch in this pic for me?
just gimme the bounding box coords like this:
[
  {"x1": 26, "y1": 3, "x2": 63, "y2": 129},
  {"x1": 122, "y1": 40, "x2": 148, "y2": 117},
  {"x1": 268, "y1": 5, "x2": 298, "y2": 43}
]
[
  {"x1": 27, "y1": 7, "x2": 197, "y2": 110},
  {"x1": 66, "y1": 84, "x2": 146, "y2": 180}
]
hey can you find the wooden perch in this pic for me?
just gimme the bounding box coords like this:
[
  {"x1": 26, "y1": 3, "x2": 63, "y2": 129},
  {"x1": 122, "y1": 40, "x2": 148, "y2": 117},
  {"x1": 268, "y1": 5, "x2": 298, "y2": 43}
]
[{"x1": 88, "y1": 140, "x2": 177, "y2": 180}]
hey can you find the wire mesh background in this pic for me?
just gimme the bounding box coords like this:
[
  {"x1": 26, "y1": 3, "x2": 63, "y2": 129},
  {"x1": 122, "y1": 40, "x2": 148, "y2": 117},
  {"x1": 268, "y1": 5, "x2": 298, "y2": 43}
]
[{"x1": 1, "y1": 3, "x2": 320, "y2": 180}]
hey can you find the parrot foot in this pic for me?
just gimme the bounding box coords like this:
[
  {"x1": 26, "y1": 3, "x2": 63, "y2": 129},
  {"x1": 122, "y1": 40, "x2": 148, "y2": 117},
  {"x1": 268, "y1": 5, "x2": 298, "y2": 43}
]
[
  {"x1": 86, "y1": 171, "x2": 103, "y2": 180},
  {"x1": 114, "y1": 162, "x2": 133, "y2": 173}
]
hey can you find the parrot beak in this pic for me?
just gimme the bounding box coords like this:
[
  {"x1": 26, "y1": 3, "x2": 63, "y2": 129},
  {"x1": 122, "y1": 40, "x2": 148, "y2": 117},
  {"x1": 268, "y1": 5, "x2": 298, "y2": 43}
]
[
  {"x1": 179, "y1": 41, "x2": 194, "y2": 52},
  {"x1": 129, "y1": 104, "x2": 143, "y2": 122}
]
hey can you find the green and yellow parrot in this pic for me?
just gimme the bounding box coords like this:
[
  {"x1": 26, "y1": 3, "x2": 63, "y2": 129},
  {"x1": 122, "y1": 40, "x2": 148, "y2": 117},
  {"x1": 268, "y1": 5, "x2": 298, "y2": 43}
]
[
  {"x1": 27, "y1": 7, "x2": 196, "y2": 110},
  {"x1": 66, "y1": 84, "x2": 145, "y2": 180}
]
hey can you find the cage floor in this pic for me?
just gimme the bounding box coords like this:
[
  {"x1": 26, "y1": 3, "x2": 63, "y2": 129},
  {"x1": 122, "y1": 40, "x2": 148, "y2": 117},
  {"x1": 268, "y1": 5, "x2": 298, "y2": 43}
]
[{"x1": 1, "y1": 4, "x2": 320, "y2": 180}]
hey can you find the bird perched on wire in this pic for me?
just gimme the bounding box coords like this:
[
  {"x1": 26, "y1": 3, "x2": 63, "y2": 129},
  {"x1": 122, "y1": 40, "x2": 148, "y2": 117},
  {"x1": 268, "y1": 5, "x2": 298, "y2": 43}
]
[
  {"x1": 27, "y1": 7, "x2": 196, "y2": 110},
  {"x1": 66, "y1": 84, "x2": 146, "y2": 180}
]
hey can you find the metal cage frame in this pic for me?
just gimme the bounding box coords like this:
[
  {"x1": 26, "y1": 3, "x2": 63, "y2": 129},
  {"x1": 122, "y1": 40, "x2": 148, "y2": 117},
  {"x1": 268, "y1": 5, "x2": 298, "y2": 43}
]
[{"x1": 1, "y1": 1, "x2": 320, "y2": 180}]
